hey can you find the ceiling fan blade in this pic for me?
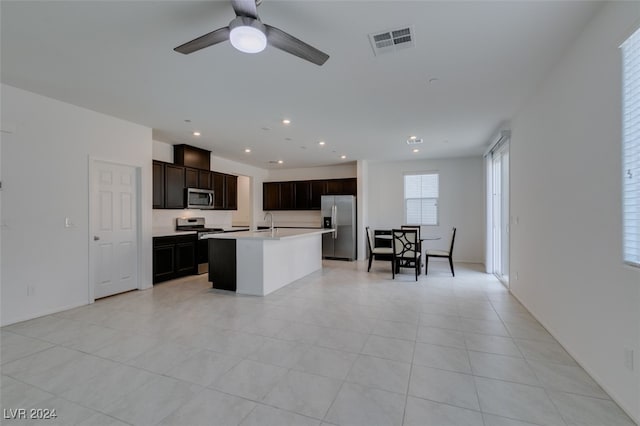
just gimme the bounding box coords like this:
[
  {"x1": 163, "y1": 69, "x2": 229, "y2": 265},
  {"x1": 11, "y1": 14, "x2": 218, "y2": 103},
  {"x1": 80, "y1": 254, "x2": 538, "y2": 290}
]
[
  {"x1": 231, "y1": 0, "x2": 258, "y2": 19},
  {"x1": 174, "y1": 27, "x2": 230, "y2": 54},
  {"x1": 265, "y1": 24, "x2": 329, "y2": 66}
]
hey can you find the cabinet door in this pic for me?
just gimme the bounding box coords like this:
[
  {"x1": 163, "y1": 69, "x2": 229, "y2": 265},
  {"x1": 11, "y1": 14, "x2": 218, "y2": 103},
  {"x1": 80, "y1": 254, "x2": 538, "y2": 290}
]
[
  {"x1": 326, "y1": 178, "x2": 357, "y2": 195},
  {"x1": 263, "y1": 182, "x2": 280, "y2": 210},
  {"x1": 342, "y1": 178, "x2": 357, "y2": 196},
  {"x1": 294, "y1": 181, "x2": 311, "y2": 209},
  {"x1": 199, "y1": 170, "x2": 212, "y2": 190},
  {"x1": 152, "y1": 161, "x2": 165, "y2": 209},
  {"x1": 153, "y1": 237, "x2": 176, "y2": 284},
  {"x1": 165, "y1": 164, "x2": 186, "y2": 209},
  {"x1": 175, "y1": 236, "x2": 197, "y2": 276},
  {"x1": 225, "y1": 175, "x2": 238, "y2": 210},
  {"x1": 280, "y1": 182, "x2": 295, "y2": 210},
  {"x1": 212, "y1": 172, "x2": 225, "y2": 209},
  {"x1": 310, "y1": 180, "x2": 327, "y2": 209},
  {"x1": 185, "y1": 168, "x2": 198, "y2": 189}
]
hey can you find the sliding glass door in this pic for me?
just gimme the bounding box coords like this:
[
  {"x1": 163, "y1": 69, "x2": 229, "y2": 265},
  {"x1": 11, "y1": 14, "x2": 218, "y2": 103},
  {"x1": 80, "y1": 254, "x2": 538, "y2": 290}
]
[{"x1": 489, "y1": 142, "x2": 510, "y2": 286}]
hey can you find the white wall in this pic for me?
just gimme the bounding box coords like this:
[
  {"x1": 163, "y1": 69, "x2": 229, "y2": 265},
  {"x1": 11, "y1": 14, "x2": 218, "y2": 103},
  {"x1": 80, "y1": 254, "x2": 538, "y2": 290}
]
[
  {"x1": 366, "y1": 157, "x2": 485, "y2": 264},
  {"x1": 510, "y1": 2, "x2": 640, "y2": 421},
  {"x1": 266, "y1": 163, "x2": 356, "y2": 181},
  {"x1": 1, "y1": 84, "x2": 153, "y2": 326},
  {"x1": 232, "y1": 175, "x2": 251, "y2": 226}
]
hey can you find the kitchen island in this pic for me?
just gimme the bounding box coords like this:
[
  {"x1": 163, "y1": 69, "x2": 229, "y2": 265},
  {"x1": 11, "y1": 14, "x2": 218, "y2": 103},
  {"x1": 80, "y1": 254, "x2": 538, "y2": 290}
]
[{"x1": 204, "y1": 228, "x2": 333, "y2": 296}]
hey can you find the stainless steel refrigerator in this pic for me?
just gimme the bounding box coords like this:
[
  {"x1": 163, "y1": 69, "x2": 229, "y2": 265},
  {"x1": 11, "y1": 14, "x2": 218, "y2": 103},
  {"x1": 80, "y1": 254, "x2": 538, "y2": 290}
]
[{"x1": 322, "y1": 195, "x2": 357, "y2": 261}]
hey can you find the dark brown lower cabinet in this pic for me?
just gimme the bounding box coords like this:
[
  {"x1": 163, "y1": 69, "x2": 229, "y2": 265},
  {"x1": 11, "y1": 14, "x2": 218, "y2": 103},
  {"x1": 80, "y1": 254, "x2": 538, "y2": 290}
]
[
  {"x1": 209, "y1": 239, "x2": 236, "y2": 291},
  {"x1": 153, "y1": 234, "x2": 197, "y2": 284}
]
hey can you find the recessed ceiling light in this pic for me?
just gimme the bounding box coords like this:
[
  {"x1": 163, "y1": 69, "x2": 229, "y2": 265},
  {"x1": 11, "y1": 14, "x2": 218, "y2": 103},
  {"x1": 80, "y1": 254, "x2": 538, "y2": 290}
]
[
  {"x1": 409, "y1": 135, "x2": 417, "y2": 140},
  {"x1": 282, "y1": 119, "x2": 291, "y2": 125},
  {"x1": 244, "y1": 148, "x2": 251, "y2": 153},
  {"x1": 277, "y1": 160, "x2": 284, "y2": 164},
  {"x1": 193, "y1": 131, "x2": 201, "y2": 136},
  {"x1": 340, "y1": 155, "x2": 347, "y2": 159},
  {"x1": 412, "y1": 148, "x2": 420, "y2": 153},
  {"x1": 318, "y1": 141, "x2": 326, "y2": 146}
]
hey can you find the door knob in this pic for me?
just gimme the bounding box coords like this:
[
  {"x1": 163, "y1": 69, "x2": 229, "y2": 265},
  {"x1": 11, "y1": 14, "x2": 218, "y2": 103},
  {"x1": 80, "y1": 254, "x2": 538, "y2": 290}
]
[{"x1": 93, "y1": 236, "x2": 100, "y2": 241}]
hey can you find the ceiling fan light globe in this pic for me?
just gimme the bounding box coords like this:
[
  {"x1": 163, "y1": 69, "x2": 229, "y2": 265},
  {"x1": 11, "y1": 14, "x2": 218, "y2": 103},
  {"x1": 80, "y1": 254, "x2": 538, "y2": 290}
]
[{"x1": 230, "y1": 25, "x2": 267, "y2": 53}]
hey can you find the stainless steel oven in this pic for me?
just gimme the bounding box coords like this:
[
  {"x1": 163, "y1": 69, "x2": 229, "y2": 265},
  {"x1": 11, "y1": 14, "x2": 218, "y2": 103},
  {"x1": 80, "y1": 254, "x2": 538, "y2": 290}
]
[{"x1": 176, "y1": 217, "x2": 223, "y2": 274}]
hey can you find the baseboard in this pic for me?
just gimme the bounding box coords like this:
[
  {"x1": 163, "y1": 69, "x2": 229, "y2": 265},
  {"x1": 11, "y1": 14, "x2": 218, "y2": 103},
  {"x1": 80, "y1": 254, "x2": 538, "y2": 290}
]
[
  {"x1": 509, "y1": 288, "x2": 639, "y2": 425},
  {"x1": 1, "y1": 301, "x2": 88, "y2": 327}
]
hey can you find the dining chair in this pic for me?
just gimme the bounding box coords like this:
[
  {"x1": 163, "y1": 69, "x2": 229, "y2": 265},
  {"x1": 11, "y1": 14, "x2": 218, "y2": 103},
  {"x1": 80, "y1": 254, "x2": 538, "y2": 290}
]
[
  {"x1": 401, "y1": 225, "x2": 422, "y2": 264},
  {"x1": 425, "y1": 227, "x2": 457, "y2": 276},
  {"x1": 366, "y1": 226, "x2": 393, "y2": 272},
  {"x1": 391, "y1": 228, "x2": 421, "y2": 281}
]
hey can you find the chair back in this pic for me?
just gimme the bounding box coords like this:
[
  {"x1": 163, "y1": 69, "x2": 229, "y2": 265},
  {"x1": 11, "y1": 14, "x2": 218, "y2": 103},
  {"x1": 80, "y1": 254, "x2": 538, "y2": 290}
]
[
  {"x1": 392, "y1": 229, "x2": 419, "y2": 259},
  {"x1": 401, "y1": 225, "x2": 420, "y2": 241},
  {"x1": 449, "y1": 227, "x2": 457, "y2": 254},
  {"x1": 366, "y1": 226, "x2": 374, "y2": 253}
]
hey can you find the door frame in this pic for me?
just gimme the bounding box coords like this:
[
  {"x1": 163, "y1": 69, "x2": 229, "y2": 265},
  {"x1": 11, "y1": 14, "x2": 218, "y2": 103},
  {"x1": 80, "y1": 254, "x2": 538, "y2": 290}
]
[{"x1": 88, "y1": 157, "x2": 143, "y2": 303}]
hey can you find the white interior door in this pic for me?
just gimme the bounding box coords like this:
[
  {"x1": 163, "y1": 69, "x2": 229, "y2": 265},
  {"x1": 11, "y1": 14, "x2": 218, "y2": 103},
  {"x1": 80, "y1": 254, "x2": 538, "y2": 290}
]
[{"x1": 91, "y1": 160, "x2": 138, "y2": 299}]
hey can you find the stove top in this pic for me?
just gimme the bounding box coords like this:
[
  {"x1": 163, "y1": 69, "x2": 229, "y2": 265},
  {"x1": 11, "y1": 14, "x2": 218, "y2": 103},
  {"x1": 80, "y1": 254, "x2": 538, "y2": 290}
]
[
  {"x1": 175, "y1": 217, "x2": 223, "y2": 233},
  {"x1": 178, "y1": 226, "x2": 224, "y2": 233}
]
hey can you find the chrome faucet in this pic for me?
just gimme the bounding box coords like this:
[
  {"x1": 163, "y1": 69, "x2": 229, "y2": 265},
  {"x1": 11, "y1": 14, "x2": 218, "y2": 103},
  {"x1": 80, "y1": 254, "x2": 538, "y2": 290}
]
[{"x1": 264, "y1": 212, "x2": 274, "y2": 231}]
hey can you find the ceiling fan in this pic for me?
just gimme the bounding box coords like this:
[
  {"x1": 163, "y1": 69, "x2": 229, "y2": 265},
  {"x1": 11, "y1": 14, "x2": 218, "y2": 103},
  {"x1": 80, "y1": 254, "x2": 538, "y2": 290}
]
[{"x1": 174, "y1": 0, "x2": 329, "y2": 66}]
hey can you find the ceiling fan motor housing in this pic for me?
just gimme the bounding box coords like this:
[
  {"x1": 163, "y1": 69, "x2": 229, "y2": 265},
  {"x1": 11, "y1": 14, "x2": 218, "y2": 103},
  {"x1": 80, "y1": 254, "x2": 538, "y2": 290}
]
[{"x1": 229, "y1": 16, "x2": 267, "y2": 53}]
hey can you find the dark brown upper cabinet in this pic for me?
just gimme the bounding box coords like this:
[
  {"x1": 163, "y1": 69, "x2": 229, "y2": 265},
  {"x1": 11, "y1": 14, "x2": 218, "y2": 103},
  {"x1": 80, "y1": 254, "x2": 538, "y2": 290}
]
[
  {"x1": 198, "y1": 170, "x2": 212, "y2": 190},
  {"x1": 185, "y1": 167, "x2": 199, "y2": 189},
  {"x1": 173, "y1": 144, "x2": 211, "y2": 170},
  {"x1": 165, "y1": 164, "x2": 186, "y2": 209},
  {"x1": 326, "y1": 178, "x2": 357, "y2": 195},
  {"x1": 153, "y1": 160, "x2": 165, "y2": 209},
  {"x1": 152, "y1": 160, "x2": 237, "y2": 210},
  {"x1": 294, "y1": 181, "x2": 311, "y2": 209},
  {"x1": 263, "y1": 182, "x2": 280, "y2": 211},
  {"x1": 263, "y1": 178, "x2": 356, "y2": 210},
  {"x1": 225, "y1": 175, "x2": 238, "y2": 210}
]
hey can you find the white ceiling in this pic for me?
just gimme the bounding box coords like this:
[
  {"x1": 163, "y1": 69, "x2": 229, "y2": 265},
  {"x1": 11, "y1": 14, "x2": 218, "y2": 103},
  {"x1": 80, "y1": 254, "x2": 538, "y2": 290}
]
[{"x1": 1, "y1": 1, "x2": 602, "y2": 169}]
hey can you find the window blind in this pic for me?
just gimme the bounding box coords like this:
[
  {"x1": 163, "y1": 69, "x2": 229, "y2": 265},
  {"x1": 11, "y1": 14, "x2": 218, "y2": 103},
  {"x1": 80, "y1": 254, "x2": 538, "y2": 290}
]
[
  {"x1": 404, "y1": 173, "x2": 439, "y2": 225},
  {"x1": 622, "y1": 27, "x2": 640, "y2": 267}
]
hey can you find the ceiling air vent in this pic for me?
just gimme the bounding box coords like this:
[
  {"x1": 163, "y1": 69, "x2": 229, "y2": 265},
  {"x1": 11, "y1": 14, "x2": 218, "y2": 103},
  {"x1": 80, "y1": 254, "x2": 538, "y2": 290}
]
[
  {"x1": 406, "y1": 138, "x2": 423, "y2": 145},
  {"x1": 369, "y1": 26, "x2": 415, "y2": 56}
]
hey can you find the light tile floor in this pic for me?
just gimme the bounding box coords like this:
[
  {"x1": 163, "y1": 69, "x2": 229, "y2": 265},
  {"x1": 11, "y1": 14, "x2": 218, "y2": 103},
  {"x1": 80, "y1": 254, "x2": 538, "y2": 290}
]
[{"x1": 1, "y1": 261, "x2": 635, "y2": 426}]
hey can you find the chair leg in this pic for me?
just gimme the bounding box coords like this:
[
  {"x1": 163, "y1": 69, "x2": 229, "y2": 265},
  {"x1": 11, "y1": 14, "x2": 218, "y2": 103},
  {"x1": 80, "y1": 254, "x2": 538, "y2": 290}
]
[
  {"x1": 425, "y1": 256, "x2": 429, "y2": 275},
  {"x1": 392, "y1": 258, "x2": 395, "y2": 279},
  {"x1": 368, "y1": 255, "x2": 373, "y2": 272},
  {"x1": 449, "y1": 256, "x2": 455, "y2": 277}
]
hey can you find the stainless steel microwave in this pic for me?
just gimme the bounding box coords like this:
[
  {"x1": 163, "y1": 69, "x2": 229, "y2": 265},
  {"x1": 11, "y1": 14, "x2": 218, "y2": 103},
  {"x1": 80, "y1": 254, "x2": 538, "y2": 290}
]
[{"x1": 186, "y1": 188, "x2": 215, "y2": 209}]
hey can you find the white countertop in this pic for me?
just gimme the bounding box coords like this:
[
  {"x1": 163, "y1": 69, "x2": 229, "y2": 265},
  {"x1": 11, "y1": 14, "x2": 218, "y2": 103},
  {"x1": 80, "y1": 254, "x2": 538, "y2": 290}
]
[{"x1": 204, "y1": 228, "x2": 334, "y2": 241}]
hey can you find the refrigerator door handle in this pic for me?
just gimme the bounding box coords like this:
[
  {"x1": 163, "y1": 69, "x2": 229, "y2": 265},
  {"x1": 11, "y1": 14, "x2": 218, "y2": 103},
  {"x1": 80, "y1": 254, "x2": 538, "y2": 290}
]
[{"x1": 332, "y1": 204, "x2": 338, "y2": 239}]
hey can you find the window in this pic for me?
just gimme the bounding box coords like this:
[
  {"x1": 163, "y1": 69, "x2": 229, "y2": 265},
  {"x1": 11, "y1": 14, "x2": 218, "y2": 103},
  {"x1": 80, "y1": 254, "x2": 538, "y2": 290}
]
[
  {"x1": 404, "y1": 173, "x2": 439, "y2": 225},
  {"x1": 622, "y1": 27, "x2": 640, "y2": 267}
]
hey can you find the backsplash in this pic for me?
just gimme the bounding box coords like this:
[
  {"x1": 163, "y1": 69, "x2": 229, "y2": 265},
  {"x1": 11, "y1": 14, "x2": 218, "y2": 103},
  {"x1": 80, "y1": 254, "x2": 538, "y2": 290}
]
[
  {"x1": 153, "y1": 209, "x2": 233, "y2": 230},
  {"x1": 257, "y1": 210, "x2": 322, "y2": 228}
]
